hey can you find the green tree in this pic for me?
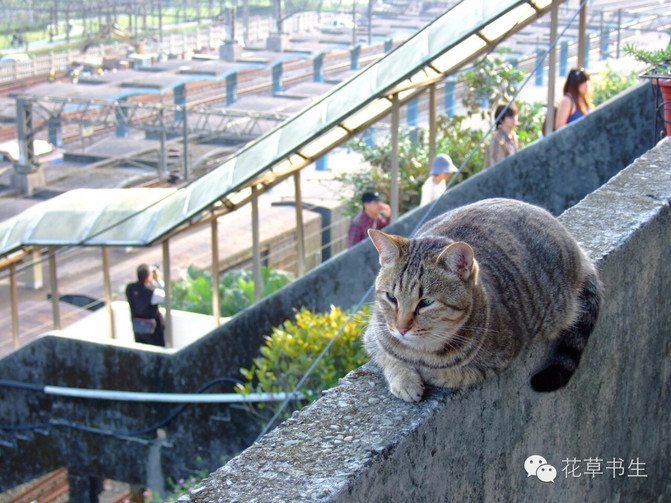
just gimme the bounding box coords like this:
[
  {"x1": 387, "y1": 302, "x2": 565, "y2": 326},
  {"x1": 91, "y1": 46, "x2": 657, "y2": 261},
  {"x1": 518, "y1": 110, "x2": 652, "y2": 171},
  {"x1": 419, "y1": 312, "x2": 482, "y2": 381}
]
[
  {"x1": 590, "y1": 64, "x2": 639, "y2": 107},
  {"x1": 459, "y1": 48, "x2": 526, "y2": 120}
]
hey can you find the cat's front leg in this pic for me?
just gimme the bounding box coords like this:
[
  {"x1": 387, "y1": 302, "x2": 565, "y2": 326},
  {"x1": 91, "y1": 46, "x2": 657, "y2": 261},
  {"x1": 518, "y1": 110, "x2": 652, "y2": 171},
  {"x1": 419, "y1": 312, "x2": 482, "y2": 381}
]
[
  {"x1": 420, "y1": 366, "x2": 486, "y2": 389},
  {"x1": 374, "y1": 353, "x2": 424, "y2": 402}
]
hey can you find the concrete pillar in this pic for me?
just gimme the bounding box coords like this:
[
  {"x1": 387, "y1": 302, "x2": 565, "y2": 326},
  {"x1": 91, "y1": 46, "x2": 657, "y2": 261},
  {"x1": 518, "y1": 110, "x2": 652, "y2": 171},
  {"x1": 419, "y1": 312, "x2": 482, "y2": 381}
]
[
  {"x1": 384, "y1": 38, "x2": 393, "y2": 52},
  {"x1": 23, "y1": 249, "x2": 43, "y2": 289}
]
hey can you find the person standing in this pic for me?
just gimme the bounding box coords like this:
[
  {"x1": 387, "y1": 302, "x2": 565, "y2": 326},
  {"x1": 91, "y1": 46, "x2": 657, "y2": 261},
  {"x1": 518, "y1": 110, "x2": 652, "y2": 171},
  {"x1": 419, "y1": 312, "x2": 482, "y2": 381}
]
[
  {"x1": 555, "y1": 68, "x2": 592, "y2": 130},
  {"x1": 347, "y1": 191, "x2": 391, "y2": 248},
  {"x1": 420, "y1": 153, "x2": 458, "y2": 206},
  {"x1": 484, "y1": 103, "x2": 519, "y2": 170},
  {"x1": 126, "y1": 263, "x2": 166, "y2": 347}
]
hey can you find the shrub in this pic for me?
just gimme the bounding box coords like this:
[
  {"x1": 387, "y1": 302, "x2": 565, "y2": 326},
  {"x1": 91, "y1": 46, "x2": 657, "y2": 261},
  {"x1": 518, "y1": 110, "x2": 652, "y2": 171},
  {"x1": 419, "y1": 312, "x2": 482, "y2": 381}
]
[
  {"x1": 171, "y1": 265, "x2": 294, "y2": 317},
  {"x1": 236, "y1": 304, "x2": 371, "y2": 421},
  {"x1": 590, "y1": 64, "x2": 638, "y2": 107}
]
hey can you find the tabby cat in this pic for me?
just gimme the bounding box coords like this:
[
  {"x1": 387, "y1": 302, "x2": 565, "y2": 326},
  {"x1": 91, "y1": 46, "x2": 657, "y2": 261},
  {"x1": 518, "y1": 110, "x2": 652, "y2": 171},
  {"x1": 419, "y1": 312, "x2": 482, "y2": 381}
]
[{"x1": 364, "y1": 198, "x2": 602, "y2": 402}]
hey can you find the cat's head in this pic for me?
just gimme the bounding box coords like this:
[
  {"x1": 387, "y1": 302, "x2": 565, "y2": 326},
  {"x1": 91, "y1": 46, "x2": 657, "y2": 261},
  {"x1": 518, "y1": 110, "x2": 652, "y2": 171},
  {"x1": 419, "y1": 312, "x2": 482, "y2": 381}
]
[{"x1": 368, "y1": 229, "x2": 480, "y2": 349}]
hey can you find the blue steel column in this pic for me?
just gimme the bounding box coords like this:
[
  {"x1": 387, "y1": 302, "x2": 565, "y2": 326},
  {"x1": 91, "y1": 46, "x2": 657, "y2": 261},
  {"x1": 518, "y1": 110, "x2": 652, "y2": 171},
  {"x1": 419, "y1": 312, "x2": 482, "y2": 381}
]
[
  {"x1": 560, "y1": 41, "x2": 568, "y2": 76},
  {"x1": 226, "y1": 73, "x2": 237, "y2": 105},
  {"x1": 174, "y1": 84, "x2": 186, "y2": 122},
  {"x1": 313, "y1": 54, "x2": 323, "y2": 83},
  {"x1": 444, "y1": 76, "x2": 456, "y2": 116},
  {"x1": 115, "y1": 98, "x2": 128, "y2": 137},
  {"x1": 272, "y1": 63, "x2": 283, "y2": 94},
  {"x1": 350, "y1": 45, "x2": 360, "y2": 70}
]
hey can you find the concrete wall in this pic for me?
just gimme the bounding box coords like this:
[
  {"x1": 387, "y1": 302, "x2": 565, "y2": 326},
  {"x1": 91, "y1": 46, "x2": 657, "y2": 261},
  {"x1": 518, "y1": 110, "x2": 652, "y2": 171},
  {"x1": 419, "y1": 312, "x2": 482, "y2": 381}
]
[
  {"x1": 188, "y1": 137, "x2": 671, "y2": 503},
  {"x1": 0, "y1": 83, "x2": 660, "y2": 498}
]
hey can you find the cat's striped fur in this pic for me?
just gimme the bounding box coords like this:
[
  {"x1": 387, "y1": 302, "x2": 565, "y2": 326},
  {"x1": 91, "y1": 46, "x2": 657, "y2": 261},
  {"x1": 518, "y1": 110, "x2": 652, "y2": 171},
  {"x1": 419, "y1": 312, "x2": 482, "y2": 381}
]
[{"x1": 364, "y1": 198, "x2": 602, "y2": 402}]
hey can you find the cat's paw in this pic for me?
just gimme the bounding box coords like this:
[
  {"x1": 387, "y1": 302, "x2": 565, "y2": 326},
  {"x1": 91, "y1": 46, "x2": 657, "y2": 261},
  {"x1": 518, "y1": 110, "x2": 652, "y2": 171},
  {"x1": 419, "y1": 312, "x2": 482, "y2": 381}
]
[{"x1": 388, "y1": 373, "x2": 425, "y2": 402}]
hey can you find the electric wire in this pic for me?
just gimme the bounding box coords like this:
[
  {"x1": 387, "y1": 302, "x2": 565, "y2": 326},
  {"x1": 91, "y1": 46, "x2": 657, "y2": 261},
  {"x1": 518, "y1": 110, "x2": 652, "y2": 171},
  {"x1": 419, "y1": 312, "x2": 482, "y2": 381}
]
[{"x1": 0, "y1": 377, "x2": 243, "y2": 438}]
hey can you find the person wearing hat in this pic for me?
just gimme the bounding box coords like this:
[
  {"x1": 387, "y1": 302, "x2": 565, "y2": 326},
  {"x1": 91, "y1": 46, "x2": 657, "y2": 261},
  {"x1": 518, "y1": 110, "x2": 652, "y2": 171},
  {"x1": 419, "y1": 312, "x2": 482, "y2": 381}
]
[
  {"x1": 347, "y1": 190, "x2": 391, "y2": 248},
  {"x1": 420, "y1": 153, "x2": 458, "y2": 206}
]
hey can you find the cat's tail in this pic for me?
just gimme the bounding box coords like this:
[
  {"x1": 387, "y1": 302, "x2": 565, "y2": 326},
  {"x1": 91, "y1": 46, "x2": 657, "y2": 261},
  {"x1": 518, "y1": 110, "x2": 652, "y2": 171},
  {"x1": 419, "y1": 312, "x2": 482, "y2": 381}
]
[{"x1": 530, "y1": 271, "x2": 603, "y2": 392}]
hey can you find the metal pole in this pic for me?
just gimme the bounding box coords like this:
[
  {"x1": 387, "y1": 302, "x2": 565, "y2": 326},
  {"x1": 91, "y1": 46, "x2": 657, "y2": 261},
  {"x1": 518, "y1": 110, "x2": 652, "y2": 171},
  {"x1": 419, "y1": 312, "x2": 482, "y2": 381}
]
[
  {"x1": 211, "y1": 215, "x2": 221, "y2": 326},
  {"x1": 182, "y1": 105, "x2": 189, "y2": 181},
  {"x1": 162, "y1": 240, "x2": 173, "y2": 347},
  {"x1": 159, "y1": 106, "x2": 167, "y2": 178},
  {"x1": 251, "y1": 186, "x2": 262, "y2": 302},
  {"x1": 101, "y1": 247, "x2": 115, "y2": 339},
  {"x1": 429, "y1": 84, "x2": 437, "y2": 167},
  {"x1": 390, "y1": 94, "x2": 400, "y2": 222},
  {"x1": 10, "y1": 262, "x2": 19, "y2": 349},
  {"x1": 293, "y1": 171, "x2": 306, "y2": 277},
  {"x1": 545, "y1": 1, "x2": 559, "y2": 136},
  {"x1": 48, "y1": 247, "x2": 61, "y2": 330},
  {"x1": 578, "y1": 0, "x2": 587, "y2": 69},
  {"x1": 616, "y1": 9, "x2": 622, "y2": 59}
]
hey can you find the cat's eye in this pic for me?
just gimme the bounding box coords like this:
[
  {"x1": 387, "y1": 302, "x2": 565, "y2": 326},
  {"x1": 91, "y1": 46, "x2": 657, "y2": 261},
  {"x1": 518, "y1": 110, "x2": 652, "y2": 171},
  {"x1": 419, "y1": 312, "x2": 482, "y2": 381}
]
[
  {"x1": 386, "y1": 292, "x2": 397, "y2": 304},
  {"x1": 417, "y1": 298, "x2": 435, "y2": 309}
]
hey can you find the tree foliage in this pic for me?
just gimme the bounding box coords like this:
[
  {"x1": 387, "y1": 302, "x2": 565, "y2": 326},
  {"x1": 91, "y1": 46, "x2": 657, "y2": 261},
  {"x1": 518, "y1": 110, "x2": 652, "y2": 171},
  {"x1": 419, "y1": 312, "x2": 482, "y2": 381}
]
[{"x1": 171, "y1": 265, "x2": 293, "y2": 317}]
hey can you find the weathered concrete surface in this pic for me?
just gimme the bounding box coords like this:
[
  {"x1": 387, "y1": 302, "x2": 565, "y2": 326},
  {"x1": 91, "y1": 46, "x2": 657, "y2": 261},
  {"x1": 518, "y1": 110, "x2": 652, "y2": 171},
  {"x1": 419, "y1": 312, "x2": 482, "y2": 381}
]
[
  {"x1": 0, "y1": 83, "x2": 659, "y2": 496},
  {"x1": 189, "y1": 140, "x2": 671, "y2": 502}
]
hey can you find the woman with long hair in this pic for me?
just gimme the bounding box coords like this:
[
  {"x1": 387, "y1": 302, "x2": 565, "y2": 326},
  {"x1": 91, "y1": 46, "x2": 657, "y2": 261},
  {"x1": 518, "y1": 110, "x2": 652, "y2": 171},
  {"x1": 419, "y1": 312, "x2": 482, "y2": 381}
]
[
  {"x1": 483, "y1": 103, "x2": 519, "y2": 169},
  {"x1": 555, "y1": 68, "x2": 593, "y2": 130}
]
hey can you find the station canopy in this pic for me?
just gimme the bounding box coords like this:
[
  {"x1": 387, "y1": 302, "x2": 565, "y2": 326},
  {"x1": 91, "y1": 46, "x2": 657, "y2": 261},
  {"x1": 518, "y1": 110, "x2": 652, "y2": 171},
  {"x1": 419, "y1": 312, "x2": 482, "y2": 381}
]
[{"x1": 0, "y1": 0, "x2": 560, "y2": 263}]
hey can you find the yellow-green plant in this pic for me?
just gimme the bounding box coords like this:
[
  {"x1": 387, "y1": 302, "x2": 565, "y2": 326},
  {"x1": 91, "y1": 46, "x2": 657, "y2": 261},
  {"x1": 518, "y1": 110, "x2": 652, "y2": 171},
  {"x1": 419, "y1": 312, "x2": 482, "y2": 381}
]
[{"x1": 236, "y1": 304, "x2": 371, "y2": 420}]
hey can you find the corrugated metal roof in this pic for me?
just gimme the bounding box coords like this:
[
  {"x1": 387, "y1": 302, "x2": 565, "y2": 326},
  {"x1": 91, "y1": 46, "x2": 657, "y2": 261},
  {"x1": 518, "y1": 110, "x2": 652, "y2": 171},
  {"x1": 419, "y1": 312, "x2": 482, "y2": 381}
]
[{"x1": 0, "y1": 0, "x2": 558, "y2": 260}]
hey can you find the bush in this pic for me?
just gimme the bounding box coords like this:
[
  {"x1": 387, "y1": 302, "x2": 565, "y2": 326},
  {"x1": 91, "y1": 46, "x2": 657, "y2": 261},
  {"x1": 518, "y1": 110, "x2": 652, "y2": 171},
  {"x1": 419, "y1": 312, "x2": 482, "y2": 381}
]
[
  {"x1": 236, "y1": 304, "x2": 371, "y2": 421},
  {"x1": 590, "y1": 64, "x2": 638, "y2": 107},
  {"x1": 171, "y1": 265, "x2": 294, "y2": 317}
]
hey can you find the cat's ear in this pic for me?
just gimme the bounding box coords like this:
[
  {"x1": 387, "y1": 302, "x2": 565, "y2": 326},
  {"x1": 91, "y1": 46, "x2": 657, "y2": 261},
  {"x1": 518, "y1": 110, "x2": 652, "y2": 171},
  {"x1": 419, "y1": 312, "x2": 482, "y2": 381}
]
[
  {"x1": 368, "y1": 229, "x2": 405, "y2": 265},
  {"x1": 437, "y1": 242, "x2": 476, "y2": 281}
]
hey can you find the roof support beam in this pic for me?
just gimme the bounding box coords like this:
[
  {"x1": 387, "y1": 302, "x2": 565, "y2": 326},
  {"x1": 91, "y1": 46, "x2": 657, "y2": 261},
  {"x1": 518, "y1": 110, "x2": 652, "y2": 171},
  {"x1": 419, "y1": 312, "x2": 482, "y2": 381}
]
[
  {"x1": 162, "y1": 240, "x2": 173, "y2": 348},
  {"x1": 48, "y1": 247, "x2": 61, "y2": 331},
  {"x1": 545, "y1": 0, "x2": 559, "y2": 136},
  {"x1": 293, "y1": 171, "x2": 306, "y2": 277},
  {"x1": 211, "y1": 214, "x2": 221, "y2": 327},
  {"x1": 101, "y1": 247, "x2": 115, "y2": 339},
  {"x1": 428, "y1": 83, "x2": 437, "y2": 168},
  {"x1": 578, "y1": 0, "x2": 587, "y2": 68},
  {"x1": 10, "y1": 262, "x2": 19, "y2": 350},
  {"x1": 251, "y1": 186, "x2": 262, "y2": 303},
  {"x1": 390, "y1": 94, "x2": 400, "y2": 223}
]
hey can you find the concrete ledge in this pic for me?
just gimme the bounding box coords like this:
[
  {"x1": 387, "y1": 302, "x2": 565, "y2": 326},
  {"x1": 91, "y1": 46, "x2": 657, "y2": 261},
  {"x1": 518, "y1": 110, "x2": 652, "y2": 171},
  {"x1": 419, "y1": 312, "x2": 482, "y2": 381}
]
[{"x1": 189, "y1": 139, "x2": 671, "y2": 502}]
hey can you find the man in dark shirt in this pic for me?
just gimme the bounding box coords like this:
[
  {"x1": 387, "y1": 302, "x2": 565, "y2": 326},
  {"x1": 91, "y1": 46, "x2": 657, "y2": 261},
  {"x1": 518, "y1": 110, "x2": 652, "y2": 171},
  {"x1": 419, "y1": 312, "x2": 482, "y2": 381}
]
[
  {"x1": 347, "y1": 191, "x2": 391, "y2": 248},
  {"x1": 125, "y1": 263, "x2": 166, "y2": 347}
]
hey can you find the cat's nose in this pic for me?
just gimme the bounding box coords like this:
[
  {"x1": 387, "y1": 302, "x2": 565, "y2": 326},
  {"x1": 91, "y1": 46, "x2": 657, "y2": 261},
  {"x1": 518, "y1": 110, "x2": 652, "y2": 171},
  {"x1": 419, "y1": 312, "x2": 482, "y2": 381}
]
[{"x1": 398, "y1": 326, "x2": 410, "y2": 335}]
